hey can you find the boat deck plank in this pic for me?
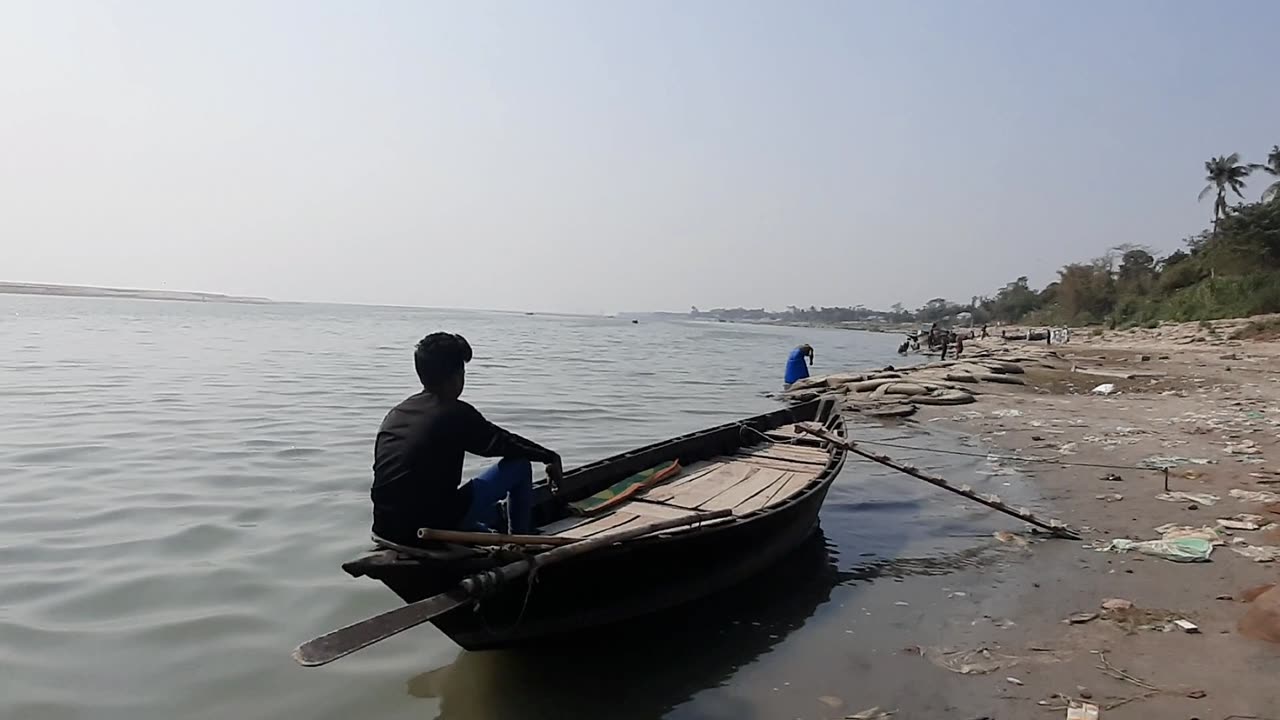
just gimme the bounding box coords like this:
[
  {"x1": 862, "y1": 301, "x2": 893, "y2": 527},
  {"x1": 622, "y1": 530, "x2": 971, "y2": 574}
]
[
  {"x1": 659, "y1": 464, "x2": 758, "y2": 509},
  {"x1": 724, "y1": 455, "x2": 823, "y2": 473},
  {"x1": 558, "y1": 511, "x2": 641, "y2": 539},
  {"x1": 731, "y1": 471, "x2": 800, "y2": 514},
  {"x1": 701, "y1": 467, "x2": 789, "y2": 512},
  {"x1": 737, "y1": 445, "x2": 829, "y2": 465}
]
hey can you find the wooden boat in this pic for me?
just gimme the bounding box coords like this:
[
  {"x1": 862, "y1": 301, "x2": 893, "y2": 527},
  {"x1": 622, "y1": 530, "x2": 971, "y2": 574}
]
[{"x1": 341, "y1": 395, "x2": 848, "y2": 651}]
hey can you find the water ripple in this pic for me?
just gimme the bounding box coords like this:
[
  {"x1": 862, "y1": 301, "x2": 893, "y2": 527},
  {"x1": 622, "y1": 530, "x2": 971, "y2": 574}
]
[{"x1": 0, "y1": 295, "x2": 1025, "y2": 720}]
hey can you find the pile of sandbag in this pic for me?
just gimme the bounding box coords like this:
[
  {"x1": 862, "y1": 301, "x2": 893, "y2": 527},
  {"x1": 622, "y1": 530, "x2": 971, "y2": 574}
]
[{"x1": 782, "y1": 351, "x2": 1059, "y2": 416}]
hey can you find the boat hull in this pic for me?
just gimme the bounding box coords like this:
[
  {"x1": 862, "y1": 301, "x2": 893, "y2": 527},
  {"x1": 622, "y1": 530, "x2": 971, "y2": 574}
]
[{"x1": 344, "y1": 397, "x2": 847, "y2": 651}]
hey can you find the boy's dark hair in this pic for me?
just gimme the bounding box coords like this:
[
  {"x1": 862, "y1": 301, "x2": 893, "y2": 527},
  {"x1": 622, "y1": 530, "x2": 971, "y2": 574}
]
[{"x1": 414, "y1": 332, "x2": 473, "y2": 388}]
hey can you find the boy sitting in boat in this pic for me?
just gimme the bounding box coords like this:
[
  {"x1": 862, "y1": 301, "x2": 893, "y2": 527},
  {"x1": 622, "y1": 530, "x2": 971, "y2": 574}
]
[{"x1": 371, "y1": 332, "x2": 563, "y2": 544}]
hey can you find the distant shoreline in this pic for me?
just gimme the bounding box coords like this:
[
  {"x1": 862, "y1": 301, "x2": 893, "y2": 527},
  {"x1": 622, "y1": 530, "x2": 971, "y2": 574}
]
[{"x1": 0, "y1": 282, "x2": 272, "y2": 304}]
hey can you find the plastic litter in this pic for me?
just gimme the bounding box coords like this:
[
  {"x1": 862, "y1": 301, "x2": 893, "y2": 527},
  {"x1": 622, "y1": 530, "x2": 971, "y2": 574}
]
[
  {"x1": 1217, "y1": 513, "x2": 1267, "y2": 531},
  {"x1": 1155, "y1": 491, "x2": 1220, "y2": 505},
  {"x1": 1091, "y1": 383, "x2": 1116, "y2": 395},
  {"x1": 1065, "y1": 701, "x2": 1100, "y2": 720},
  {"x1": 1231, "y1": 545, "x2": 1280, "y2": 563},
  {"x1": 847, "y1": 707, "x2": 895, "y2": 720},
  {"x1": 1139, "y1": 455, "x2": 1216, "y2": 469},
  {"x1": 1152, "y1": 524, "x2": 1225, "y2": 545},
  {"x1": 1231, "y1": 489, "x2": 1280, "y2": 504},
  {"x1": 1100, "y1": 537, "x2": 1214, "y2": 562}
]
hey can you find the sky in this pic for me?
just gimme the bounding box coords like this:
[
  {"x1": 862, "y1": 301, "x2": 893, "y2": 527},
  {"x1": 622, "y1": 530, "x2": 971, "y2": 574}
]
[{"x1": 2, "y1": 1, "x2": 1278, "y2": 314}]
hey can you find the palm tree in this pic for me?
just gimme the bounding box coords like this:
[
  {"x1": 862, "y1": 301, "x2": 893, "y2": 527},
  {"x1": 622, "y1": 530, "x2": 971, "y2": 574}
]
[
  {"x1": 1198, "y1": 153, "x2": 1253, "y2": 233},
  {"x1": 1256, "y1": 145, "x2": 1280, "y2": 203}
]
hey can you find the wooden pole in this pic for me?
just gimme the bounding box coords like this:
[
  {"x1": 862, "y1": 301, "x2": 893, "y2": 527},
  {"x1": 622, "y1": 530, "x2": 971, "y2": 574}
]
[
  {"x1": 417, "y1": 527, "x2": 578, "y2": 547},
  {"x1": 293, "y1": 508, "x2": 733, "y2": 667},
  {"x1": 798, "y1": 424, "x2": 1080, "y2": 540}
]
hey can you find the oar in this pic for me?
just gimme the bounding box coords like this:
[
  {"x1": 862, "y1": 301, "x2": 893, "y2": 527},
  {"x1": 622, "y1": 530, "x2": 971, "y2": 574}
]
[
  {"x1": 292, "y1": 508, "x2": 732, "y2": 667},
  {"x1": 798, "y1": 424, "x2": 1080, "y2": 540}
]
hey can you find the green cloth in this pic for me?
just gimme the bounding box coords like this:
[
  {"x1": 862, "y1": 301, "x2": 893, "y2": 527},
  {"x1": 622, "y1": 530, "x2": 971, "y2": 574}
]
[{"x1": 569, "y1": 460, "x2": 681, "y2": 515}]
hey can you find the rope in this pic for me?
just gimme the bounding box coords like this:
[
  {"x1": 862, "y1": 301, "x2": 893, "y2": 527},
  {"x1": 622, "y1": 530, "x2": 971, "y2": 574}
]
[
  {"x1": 852, "y1": 438, "x2": 1161, "y2": 474},
  {"x1": 473, "y1": 553, "x2": 540, "y2": 636},
  {"x1": 739, "y1": 421, "x2": 1171, "y2": 477}
]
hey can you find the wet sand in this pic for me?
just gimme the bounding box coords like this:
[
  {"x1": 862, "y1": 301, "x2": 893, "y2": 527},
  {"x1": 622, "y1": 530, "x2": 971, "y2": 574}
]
[{"x1": 862, "y1": 325, "x2": 1280, "y2": 718}]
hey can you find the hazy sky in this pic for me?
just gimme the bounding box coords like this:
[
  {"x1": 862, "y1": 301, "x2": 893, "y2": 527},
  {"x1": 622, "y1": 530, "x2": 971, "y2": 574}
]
[{"x1": 3, "y1": 2, "x2": 1278, "y2": 313}]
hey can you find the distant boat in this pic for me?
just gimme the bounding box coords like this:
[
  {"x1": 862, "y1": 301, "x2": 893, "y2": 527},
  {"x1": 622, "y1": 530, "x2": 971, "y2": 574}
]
[{"x1": 631, "y1": 319, "x2": 639, "y2": 324}]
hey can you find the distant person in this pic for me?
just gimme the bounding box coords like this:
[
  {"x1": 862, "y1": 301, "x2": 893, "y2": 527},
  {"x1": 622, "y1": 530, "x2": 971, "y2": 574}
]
[
  {"x1": 954, "y1": 333, "x2": 964, "y2": 357},
  {"x1": 981, "y1": 324, "x2": 989, "y2": 339},
  {"x1": 371, "y1": 332, "x2": 563, "y2": 544},
  {"x1": 784, "y1": 343, "x2": 815, "y2": 387}
]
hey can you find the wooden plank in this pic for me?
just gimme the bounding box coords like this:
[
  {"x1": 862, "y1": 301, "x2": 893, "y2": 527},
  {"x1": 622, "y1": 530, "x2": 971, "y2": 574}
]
[
  {"x1": 662, "y1": 463, "x2": 758, "y2": 509},
  {"x1": 732, "y1": 471, "x2": 798, "y2": 514},
  {"x1": 625, "y1": 500, "x2": 698, "y2": 521},
  {"x1": 760, "y1": 472, "x2": 816, "y2": 509},
  {"x1": 539, "y1": 515, "x2": 592, "y2": 535},
  {"x1": 646, "y1": 462, "x2": 736, "y2": 503},
  {"x1": 738, "y1": 445, "x2": 829, "y2": 465},
  {"x1": 559, "y1": 511, "x2": 640, "y2": 539},
  {"x1": 728, "y1": 455, "x2": 824, "y2": 473},
  {"x1": 640, "y1": 461, "x2": 726, "y2": 502},
  {"x1": 702, "y1": 468, "x2": 788, "y2": 512}
]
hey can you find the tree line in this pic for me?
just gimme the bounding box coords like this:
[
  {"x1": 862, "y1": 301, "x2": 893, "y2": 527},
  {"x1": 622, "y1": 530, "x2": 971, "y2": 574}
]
[{"x1": 695, "y1": 145, "x2": 1280, "y2": 329}]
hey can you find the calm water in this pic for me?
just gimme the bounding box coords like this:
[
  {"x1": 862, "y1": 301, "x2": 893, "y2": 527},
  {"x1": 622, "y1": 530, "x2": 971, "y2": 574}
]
[{"x1": 0, "y1": 296, "x2": 1030, "y2": 720}]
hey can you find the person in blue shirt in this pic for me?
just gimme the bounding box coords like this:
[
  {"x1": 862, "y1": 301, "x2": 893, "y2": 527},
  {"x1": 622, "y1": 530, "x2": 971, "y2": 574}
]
[{"x1": 783, "y1": 344, "x2": 814, "y2": 387}]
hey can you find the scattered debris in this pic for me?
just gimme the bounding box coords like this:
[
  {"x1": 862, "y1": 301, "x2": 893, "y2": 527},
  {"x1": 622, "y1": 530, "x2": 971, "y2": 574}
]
[
  {"x1": 924, "y1": 644, "x2": 1060, "y2": 674},
  {"x1": 1076, "y1": 686, "x2": 1092, "y2": 699},
  {"x1": 1091, "y1": 383, "x2": 1117, "y2": 395},
  {"x1": 1173, "y1": 619, "x2": 1200, "y2": 633},
  {"x1": 1217, "y1": 513, "x2": 1268, "y2": 531},
  {"x1": 1100, "y1": 473, "x2": 1123, "y2": 482},
  {"x1": 1185, "y1": 689, "x2": 1207, "y2": 699},
  {"x1": 1065, "y1": 701, "x2": 1100, "y2": 720},
  {"x1": 1100, "y1": 536, "x2": 1214, "y2": 562},
  {"x1": 894, "y1": 601, "x2": 910, "y2": 606},
  {"x1": 1152, "y1": 524, "x2": 1224, "y2": 545},
  {"x1": 993, "y1": 530, "x2": 1029, "y2": 546},
  {"x1": 1155, "y1": 491, "x2": 1219, "y2": 505},
  {"x1": 1095, "y1": 493, "x2": 1124, "y2": 502},
  {"x1": 846, "y1": 707, "x2": 895, "y2": 720},
  {"x1": 1225, "y1": 439, "x2": 1263, "y2": 455},
  {"x1": 1066, "y1": 612, "x2": 1099, "y2": 624},
  {"x1": 1231, "y1": 488, "x2": 1280, "y2": 504},
  {"x1": 1230, "y1": 545, "x2": 1280, "y2": 563},
  {"x1": 1140, "y1": 455, "x2": 1216, "y2": 470},
  {"x1": 1058, "y1": 442, "x2": 1078, "y2": 455},
  {"x1": 1005, "y1": 676, "x2": 1023, "y2": 686},
  {"x1": 1101, "y1": 598, "x2": 1133, "y2": 610}
]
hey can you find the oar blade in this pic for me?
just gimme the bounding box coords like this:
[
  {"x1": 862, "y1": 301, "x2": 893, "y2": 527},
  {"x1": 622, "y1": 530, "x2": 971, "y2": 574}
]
[{"x1": 293, "y1": 587, "x2": 472, "y2": 667}]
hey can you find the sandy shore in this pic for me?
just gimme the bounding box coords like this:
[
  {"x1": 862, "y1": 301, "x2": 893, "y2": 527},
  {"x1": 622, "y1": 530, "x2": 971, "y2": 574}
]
[{"x1": 811, "y1": 320, "x2": 1280, "y2": 718}]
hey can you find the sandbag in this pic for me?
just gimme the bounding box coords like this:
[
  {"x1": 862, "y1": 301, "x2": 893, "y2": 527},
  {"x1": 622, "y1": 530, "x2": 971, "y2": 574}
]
[
  {"x1": 881, "y1": 382, "x2": 930, "y2": 396},
  {"x1": 977, "y1": 361, "x2": 1026, "y2": 374},
  {"x1": 910, "y1": 389, "x2": 976, "y2": 405},
  {"x1": 848, "y1": 378, "x2": 901, "y2": 393},
  {"x1": 977, "y1": 373, "x2": 1026, "y2": 385},
  {"x1": 785, "y1": 376, "x2": 830, "y2": 392},
  {"x1": 822, "y1": 373, "x2": 865, "y2": 387}
]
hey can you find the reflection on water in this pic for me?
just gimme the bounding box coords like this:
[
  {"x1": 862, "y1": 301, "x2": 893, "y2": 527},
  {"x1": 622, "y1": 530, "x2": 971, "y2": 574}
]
[{"x1": 409, "y1": 532, "x2": 850, "y2": 720}]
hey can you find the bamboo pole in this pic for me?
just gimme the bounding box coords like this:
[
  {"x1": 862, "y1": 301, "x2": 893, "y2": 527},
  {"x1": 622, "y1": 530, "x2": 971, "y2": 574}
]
[
  {"x1": 417, "y1": 527, "x2": 578, "y2": 547},
  {"x1": 798, "y1": 423, "x2": 1080, "y2": 540}
]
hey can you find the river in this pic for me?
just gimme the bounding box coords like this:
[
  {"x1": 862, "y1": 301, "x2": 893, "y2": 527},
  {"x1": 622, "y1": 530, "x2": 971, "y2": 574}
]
[{"x1": 0, "y1": 295, "x2": 1027, "y2": 720}]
